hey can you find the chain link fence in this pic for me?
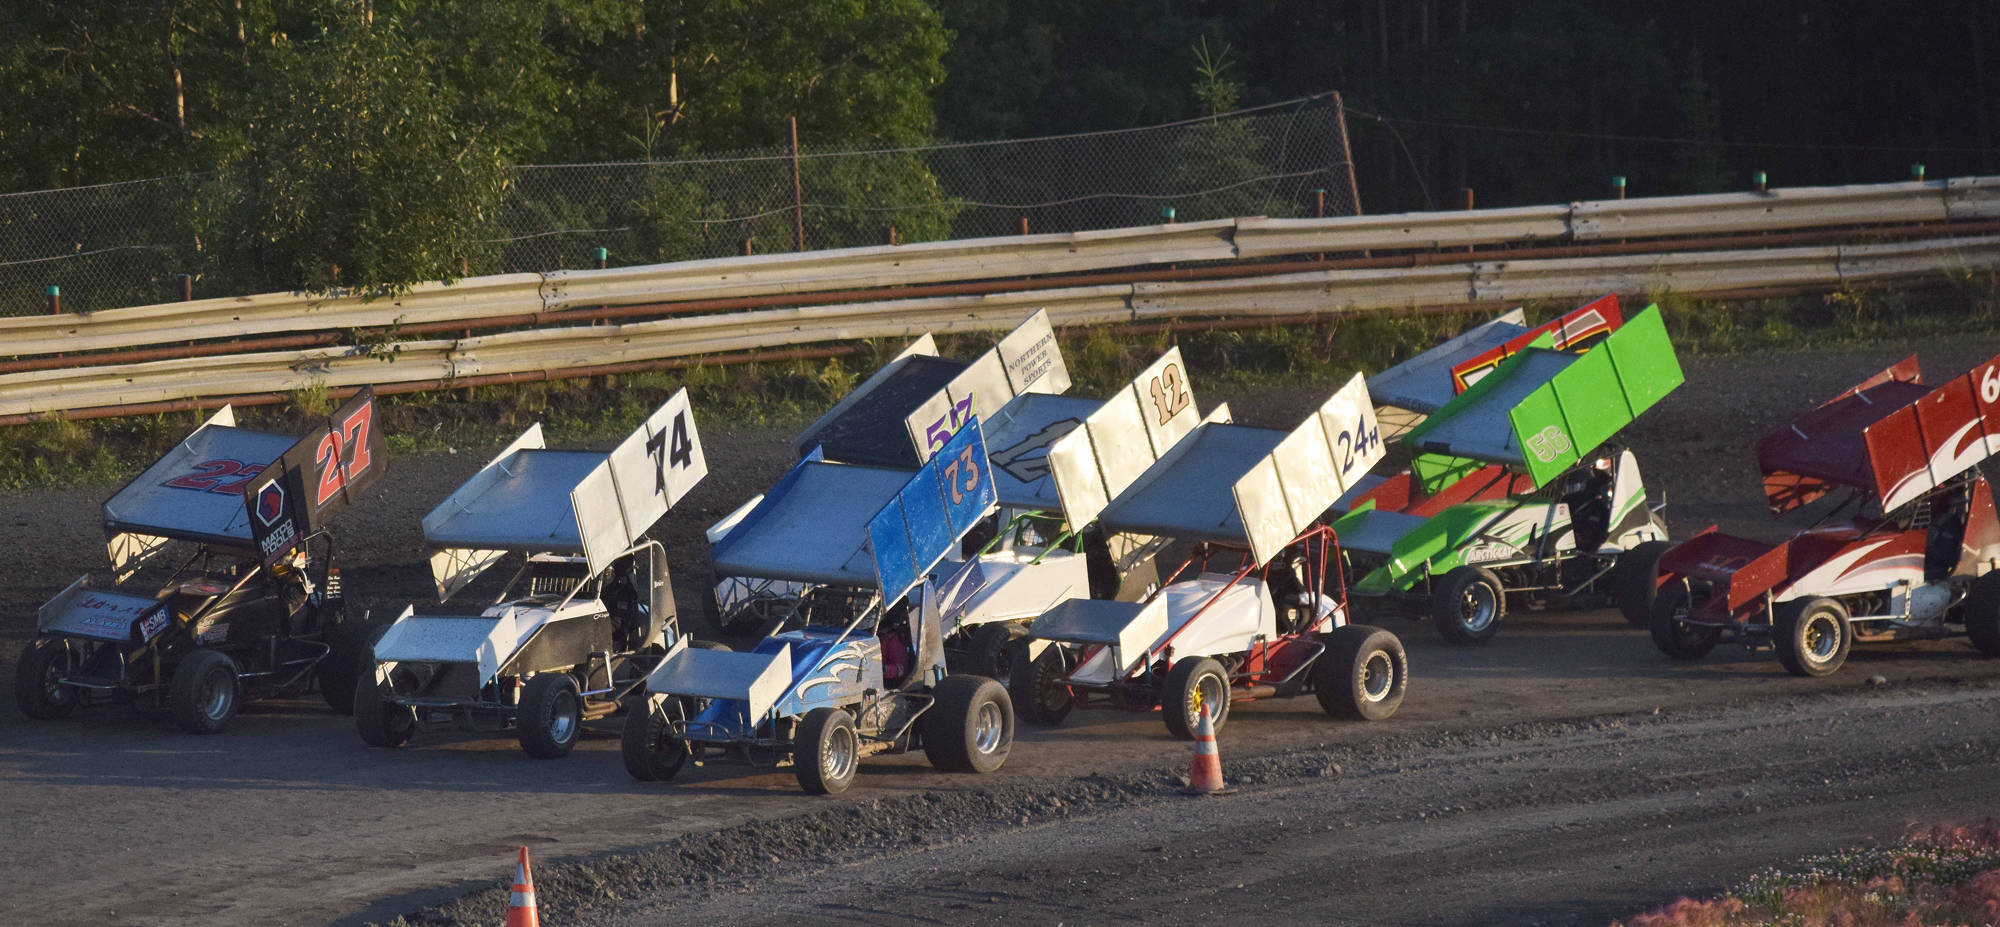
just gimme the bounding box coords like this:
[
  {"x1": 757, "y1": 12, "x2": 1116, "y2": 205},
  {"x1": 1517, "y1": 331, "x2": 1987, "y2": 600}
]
[{"x1": 2, "y1": 94, "x2": 1358, "y2": 316}]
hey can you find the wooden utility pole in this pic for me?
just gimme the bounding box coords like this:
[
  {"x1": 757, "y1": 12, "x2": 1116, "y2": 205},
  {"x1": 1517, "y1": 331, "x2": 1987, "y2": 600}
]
[{"x1": 790, "y1": 116, "x2": 805, "y2": 251}]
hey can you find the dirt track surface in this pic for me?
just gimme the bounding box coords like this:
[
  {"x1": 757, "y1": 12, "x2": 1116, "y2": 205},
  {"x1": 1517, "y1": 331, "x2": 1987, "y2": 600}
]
[{"x1": 4, "y1": 334, "x2": 2000, "y2": 926}]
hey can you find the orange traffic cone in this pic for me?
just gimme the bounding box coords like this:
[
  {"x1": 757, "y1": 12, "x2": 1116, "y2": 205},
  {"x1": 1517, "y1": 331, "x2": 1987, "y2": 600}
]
[
  {"x1": 1184, "y1": 703, "x2": 1235, "y2": 795},
  {"x1": 506, "y1": 846, "x2": 539, "y2": 927}
]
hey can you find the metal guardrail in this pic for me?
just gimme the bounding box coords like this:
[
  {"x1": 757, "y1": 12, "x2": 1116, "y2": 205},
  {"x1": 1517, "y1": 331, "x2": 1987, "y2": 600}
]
[
  {"x1": 7, "y1": 233, "x2": 1996, "y2": 419},
  {"x1": 5, "y1": 178, "x2": 1998, "y2": 362}
]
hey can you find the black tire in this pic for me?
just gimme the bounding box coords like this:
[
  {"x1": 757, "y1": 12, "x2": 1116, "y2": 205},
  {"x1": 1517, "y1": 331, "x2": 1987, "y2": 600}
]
[
  {"x1": 315, "y1": 614, "x2": 373, "y2": 716},
  {"x1": 1963, "y1": 572, "x2": 2000, "y2": 657},
  {"x1": 621, "y1": 696, "x2": 692, "y2": 782},
  {"x1": 354, "y1": 660, "x2": 417, "y2": 748},
  {"x1": 1616, "y1": 540, "x2": 1673, "y2": 627},
  {"x1": 1006, "y1": 639, "x2": 1074, "y2": 725},
  {"x1": 15, "y1": 637, "x2": 79, "y2": 720},
  {"x1": 1775, "y1": 597, "x2": 1852, "y2": 677},
  {"x1": 517, "y1": 673, "x2": 584, "y2": 759},
  {"x1": 1314, "y1": 625, "x2": 1409, "y2": 722},
  {"x1": 1432, "y1": 566, "x2": 1505, "y2": 645},
  {"x1": 1161, "y1": 656, "x2": 1229, "y2": 740},
  {"x1": 1648, "y1": 579, "x2": 1721, "y2": 659},
  {"x1": 921, "y1": 675, "x2": 1014, "y2": 773},
  {"x1": 169, "y1": 649, "x2": 241, "y2": 735},
  {"x1": 793, "y1": 707, "x2": 860, "y2": 795},
  {"x1": 960, "y1": 622, "x2": 1023, "y2": 679}
]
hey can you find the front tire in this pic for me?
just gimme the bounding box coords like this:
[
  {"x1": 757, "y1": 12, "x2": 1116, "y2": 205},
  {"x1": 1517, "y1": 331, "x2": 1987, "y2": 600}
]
[
  {"x1": 354, "y1": 662, "x2": 416, "y2": 748},
  {"x1": 921, "y1": 675, "x2": 1014, "y2": 773},
  {"x1": 1007, "y1": 640, "x2": 1074, "y2": 725},
  {"x1": 169, "y1": 650, "x2": 241, "y2": 735},
  {"x1": 1616, "y1": 540, "x2": 1673, "y2": 627},
  {"x1": 1775, "y1": 597, "x2": 1851, "y2": 677},
  {"x1": 1432, "y1": 566, "x2": 1505, "y2": 645},
  {"x1": 1963, "y1": 572, "x2": 2000, "y2": 657},
  {"x1": 621, "y1": 696, "x2": 692, "y2": 782},
  {"x1": 518, "y1": 673, "x2": 584, "y2": 759},
  {"x1": 1649, "y1": 579, "x2": 1721, "y2": 659},
  {"x1": 15, "y1": 637, "x2": 79, "y2": 720},
  {"x1": 960, "y1": 622, "x2": 1022, "y2": 680},
  {"x1": 1162, "y1": 656, "x2": 1230, "y2": 740},
  {"x1": 793, "y1": 707, "x2": 860, "y2": 795},
  {"x1": 1315, "y1": 625, "x2": 1408, "y2": 721}
]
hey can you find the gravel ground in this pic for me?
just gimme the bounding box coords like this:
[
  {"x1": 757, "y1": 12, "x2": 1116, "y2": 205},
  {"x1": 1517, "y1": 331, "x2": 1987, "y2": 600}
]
[{"x1": 2, "y1": 332, "x2": 1998, "y2": 926}]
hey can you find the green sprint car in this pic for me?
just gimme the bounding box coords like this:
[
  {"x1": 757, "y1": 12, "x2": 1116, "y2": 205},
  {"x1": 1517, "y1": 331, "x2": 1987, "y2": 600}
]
[{"x1": 1333, "y1": 304, "x2": 1683, "y2": 645}]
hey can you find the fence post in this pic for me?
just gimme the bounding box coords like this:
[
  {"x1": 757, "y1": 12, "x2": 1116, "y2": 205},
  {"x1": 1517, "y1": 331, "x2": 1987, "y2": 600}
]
[
  {"x1": 789, "y1": 116, "x2": 805, "y2": 252},
  {"x1": 1331, "y1": 91, "x2": 1364, "y2": 216},
  {"x1": 1462, "y1": 187, "x2": 1475, "y2": 210},
  {"x1": 741, "y1": 236, "x2": 755, "y2": 256},
  {"x1": 593, "y1": 246, "x2": 609, "y2": 270},
  {"x1": 1754, "y1": 171, "x2": 1768, "y2": 193},
  {"x1": 45, "y1": 285, "x2": 60, "y2": 315},
  {"x1": 1313, "y1": 188, "x2": 1326, "y2": 219},
  {"x1": 1612, "y1": 176, "x2": 1627, "y2": 200},
  {"x1": 1019, "y1": 216, "x2": 1030, "y2": 236},
  {"x1": 179, "y1": 275, "x2": 193, "y2": 301},
  {"x1": 886, "y1": 226, "x2": 899, "y2": 246},
  {"x1": 1912, "y1": 163, "x2": 1927, "y2": 181},
  {"x1": 1161, "y1": 207, "x2": 1176, "y2": 224}
]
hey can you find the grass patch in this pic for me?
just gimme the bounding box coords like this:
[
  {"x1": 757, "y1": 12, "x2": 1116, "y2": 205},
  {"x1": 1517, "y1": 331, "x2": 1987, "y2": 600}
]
[
  {"x1": 1616, "y1": 821, "x2": 2000, "y2": 927},
  {"x1": 2, "y1": 281, "x2": 1994, "y2": 491}
]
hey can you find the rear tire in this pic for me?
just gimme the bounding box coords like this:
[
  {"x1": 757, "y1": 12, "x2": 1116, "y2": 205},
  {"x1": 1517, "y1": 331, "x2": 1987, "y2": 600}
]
[
  {"x1": 1162, "y1": 656, "x2": 1229, "y2": 740},
  {"x1": 1314, "y1": 625, "x2": 1408, "y2": 721},
  {"x1": 921, "y1": 675, "x2": 1014, "y2": 773},
  {"x1": 518, "y1": 673, "x2": 583, "y2": 759},
  {"x1": 793, "y1": 707, "x2": 859, "y2": 795},
  {"x1": 1963, "y1": 572, "x2": 2000, "y2": 657},
  {"x1": 621, "y1": 696, "x2": 691, "y2": 782},
  {"x1": 1775, "y1": 597, "x2": 1851, "y2": 677},
  {"x1": 169, "y1": 649, "x2": 240, "y2": 735},
  {"x1": 960, "y1": 622, "x2": 1022, "y2": 680},
  {"x1": 1648, "y1": 579, "x2": 1721, "y2": 659},
  {"x1": 15, "y1": 637, "x2": 79, "y2": 720},
  {"x1": 1432, "y1": 567, "x2": 1505, "y2": 645},
  {"x1": 1616, "y1": 540, "x2": 1673, "y2": 627},
  {"x1": 1007, "y1": 640, "x2": 1074, "y2": 725},
  {"x1": 316, "y1": 614, "x2": 371, "y2": 715}
]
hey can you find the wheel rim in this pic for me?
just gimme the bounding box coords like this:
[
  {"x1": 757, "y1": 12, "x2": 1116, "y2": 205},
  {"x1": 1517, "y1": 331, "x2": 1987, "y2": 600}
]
[
  {"x1": 1360, "y1": 651, "x2": 1395, "y2": 702},
  {"x1": 40, "y1": 646, "x2": 74, "y2": 707},
  {"x1": 973, "y1": 700, "x2": 1005, "y2": 754},
  {"x1": 548, "y1": 689, "x2": 579, "y2": 744},
  {"x1": 990, "y1": 644, "x2": 1014, "y2": 681},
  {"x1": 1668, "y1": 599, "x2": 1706, "y2": 645},
  {"x1": 1459, "y1": 582, "x2": 1497, "y2": 633},
  {"x1": 822, "y1": 723, "x2": 857, "y2": 782},
  {"x1": 1803, "y1": 613, "x2": 1841, "y2": 662},
  {"x1": 1188, "y1": 671, "x2": 1225, "y2": 728},
  {"x1": 199, "y1": 669, "x2": 232, "y2": 722}
]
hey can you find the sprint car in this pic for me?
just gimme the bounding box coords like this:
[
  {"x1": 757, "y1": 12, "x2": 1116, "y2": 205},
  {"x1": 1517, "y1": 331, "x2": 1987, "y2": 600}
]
[
  {"x1": 15, "y1": 391, "x2": 385, "y2": 733},
  {"x1": 707, "y1": 311, "x2": 1163, "y2": 678},
  {"x1": 1334, "y1": 299, "x2": 1681, "y2": 644},
  {"x1": 353, "y1": 389, "x2": 706, "y2": 757},
  {"x1": 624, "y1": 420, "x2": 1013, "y2": 794},
  {"x1": 1642, "y1": 350, "x2": 2000, "y2": 676},
  {"x1": 1010, "y1": 371, "x2": 1409, "y2": 737}
]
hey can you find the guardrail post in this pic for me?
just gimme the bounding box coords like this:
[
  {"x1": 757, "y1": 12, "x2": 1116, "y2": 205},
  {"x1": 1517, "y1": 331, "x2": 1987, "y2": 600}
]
[
  {"x1": 1754, "y1": 171, "x2": 1768, "y2": 193},
  {"x1": 44, "y1": 285, "x2": 60, "y2": 315},
  {"x1": 1019, "y1": 216, "x2": 1030, "y2": 236},
  {"x1": 593, "y1": 246, "x2": 609, "y2": 270},
  {"x1": 886, "y1": 226, "x2": 898, "y2": 246},
  {"x1": 1462, "y1": 187, "x2": 1474, "y2": 210},
  {"x1": 1161, "y1": 206, "x2": 1176, "y2": 225},
  {"x1": 1612, "y1": 176, "x2": 1627, "y2": 200},
  {"x1": 1313, "y1": 188, "x2": 1326, "y2": 219},
  {"x1": 741, "y1": 236, "x2": 754, "y2": 256},
  {"x1": 179, "y1": 275, "x2": 193, "y2": 301},
  {"x1": 1912, "y1": 163, "x2": 1927, "y2": 181}
]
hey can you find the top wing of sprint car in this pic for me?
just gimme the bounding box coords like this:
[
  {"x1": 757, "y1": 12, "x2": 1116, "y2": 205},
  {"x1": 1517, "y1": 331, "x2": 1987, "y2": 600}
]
[
  {"x1": 420, "y1": 388, "x2": 708, "y2": 600},
  {"x1": 1367, "y1": 294, "x2": 1624, "y2": 433},
  {"x1": 100, "y1": 389, "x2": 386, "y2": 576},
  {"x1": 790, "y1": 310, "x2": 1069, "y2": 470}
]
